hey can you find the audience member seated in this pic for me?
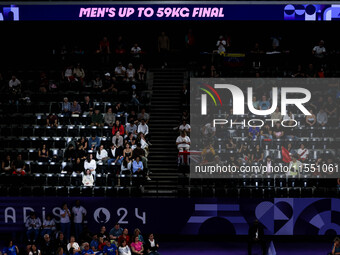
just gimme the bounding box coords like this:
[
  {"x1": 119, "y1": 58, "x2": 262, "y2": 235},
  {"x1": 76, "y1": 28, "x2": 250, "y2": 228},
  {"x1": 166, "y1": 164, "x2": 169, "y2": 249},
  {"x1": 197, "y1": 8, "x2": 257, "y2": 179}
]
[
  {"x1": 123, "y1": 143, "x2": 133, "y2": 160},
  {"x1": 297, "y1": 143, "x2": 309, "y2": 162},
  {"x1": 317, "y1": 107, "x2": 328, "y2": 126},
  {"x1": 118, "y1": 229, "x2": 130, "y2": 246},
  {"x1": 271, "y1": 107, "x2": 282, "y2": 121},
  {"x1": 25, "y1": 212, "x2": 42, "y2": 243},
  {"x1": 176, "y1": 131, "x2": 191, "y2": 152},
  {"x1": 73, "y1": 63, "x2": 85, "y2": 85},
  {"x1": 102, "y1": 238, "x2": 118, "y2": 255},
  {"x1": 226, "y1": 138, "x2": 236, "y2": 150},
  {"x1": 61, "y1": 97, "x2": 72, "y2": 120},
  {"x1": 73, "y1": 158, "x2": 85, "y2": 174},
  {"x1": 131, "y1": 236, "x2": 144, "y2": 255},
  {"x1": 115, "y1": 62, "x2": 127, "y2": 82},
  {"x1": 89, "y1": 134, "x2": 101, "y2": 150},
  {"x1": 144, "y1": 233, "x2": 161, "y2": 255},
  {"x1": 2, "y1": 241, "x2": 19, "y2": 255},
  {"x1": 108, "y1": 143, "x2": 124, "y2": 167},
  {"x1": 248, "y1": 126, "x2": 260, "y2": 140},
  {"x1": 251, "y1": 144, "x2": 264, "y2": 163},
  {"x1": 238, "y1": 143, "x2": 251, "y2": 164},
  {"x1": 132, "y1": 156, "x2": 144, "y2": 176},
  {"x1": 91, "y1": 109, "x2": 104, "y2": 127},
  {"x1": 120, "y1": 157, "x2": 132, "y2": 175},
  {"x1": 2, "y1": 155, "x2": 13, "y2": 173},
  {"x1": 41, "y1": 214, "x2": 56, "y2": 237},
  {"x1": 55, "y1": 232, "x2": 68, "y2": 254},
  {"x1": 96, "y1": 145, "x2": 109, "y2": 163},
  {"x1": 112, "y1": 120, "x2": 125, "y2": 136},
  {"x1": 112, "y1": 131, "x2": 124, "y2": 148},
  {"x1": 104, "y1": 107, "x2": 116, "y2": 127},
  {"x1": 84, "y1": 154, "x2": 97, "y2": 176},
  {"x1": 109, "y1": 223, "x2": 123, "y2": 245},
  {"x1": 258, "y1": 95, "x2": 270, "y2": 110},
  {"x1": 41, "y1": 234, "x2": 54, "y2": 255},
  {"x1": 130, "y1": 43, "x2": 142, "y2": 59},
  {"x1": 330, "y1": 237, "x2": 340, "y2": 255},
  {"x1": 67, "y1": 236, "x2": 81, "y2": 254},
  {"x1": 118, "y1": 239, "x2": 131, "y2": 255},
  {"x1": 38, "y1": 144, "x2": 49, "y2": 162},
  {"x1": 46, "y1": 112, "x2": 58, "y2": 127},
  {"x1": 78, "y1": 137, "x2": 88, "y2": 151},
  {"x1": 76, "y1": 144, "x2": 87, "y2": 161},
  {"x1": 305, "y1": 109, "x2": 317, "y2": 126},
  {"x1": 137, "y1": 119, "x2": 149, "y2": 140},
  {"x1": 64, "y1": 144, "x2": 77, "y2": 163},
  {"x1": 125, "y1": 119, "x2": 138, "y2": 137},
  {"x1": 272, "y1": 122, "x2": 284, "y2": 139},
  {"x1": 179, "y1": 120, "x2": 191, "y2": 134},
  {"x1": 102, "y1": 73, "x2": 117, "y2": 94},
  {"x1": 90, "y1": 234, "x2": 99, "y2": 252},
  {"x1": 82, "y1": 169, "x2": 95, "y2": 187},
  {"x1": 92, "y1": 75, "x2": 103, "y2": 91},
  {"x1": 288, "y1": 155, "x2": 302, "y2": 176},
  {"x1": 137, "y1": 64, "x2": 146, "y2": 81},
  {"x1": 137, "y1": 108, "x2": 149, "y2": 124},
  {"x1": 81, "y1": 242, "x2": 94, "y2": 255},
  {"x1": 82, "y1": 96, "x2": 94, "y2": 115},
  {"x1": 12, "y1": 154, "x2": 26, "y2": 175},
  {"x1": 126, "y1": 63, "x2": 136, "y2": 82}
]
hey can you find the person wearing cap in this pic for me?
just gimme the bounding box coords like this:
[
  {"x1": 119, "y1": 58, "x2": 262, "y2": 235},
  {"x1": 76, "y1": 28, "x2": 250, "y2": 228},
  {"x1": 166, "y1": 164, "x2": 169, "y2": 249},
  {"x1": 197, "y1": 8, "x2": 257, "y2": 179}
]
[
  {"x1": 102, "y1": 73, "x2": 117, "y2": 93},
  {"x1": 126, "y1": 63, "x2": 136, "y2": 82},
  {"x1": 114, "y1": 62, "x2": 126, "y2": 82},
  {"x1": 109, "y1": 223, "x2": 123, "y2": 245}
]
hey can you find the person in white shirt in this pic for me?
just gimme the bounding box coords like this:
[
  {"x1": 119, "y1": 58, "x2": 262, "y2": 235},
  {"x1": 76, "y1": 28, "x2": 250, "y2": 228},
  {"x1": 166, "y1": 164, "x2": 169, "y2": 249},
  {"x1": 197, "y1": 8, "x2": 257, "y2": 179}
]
[
  {"x1": 121, "y1": 157, "x2": 132, "y2": 174},
  {"x1": 176, "y1": 131, "x2": 191, "y2": 152},
  {"x1": 41, "y1": 214, "x2": 56, "y2": 237},
  {"x1": 119, "y1": 239, "x2": 132, "y2": 255},
  {"x1": 216, "y1": 35, "x2": 226, "y2": 54},
  {"x1": 67, "y1": 236, "x2": 81, "y2": 253},
  {"x1": 137, "y1": 119, "x2": 149, "y2": 136},
  {"x1": 179, "y1": 120, "x2": 191, "y2": 133},
  {"x1": 71, "y1": 200, "x2": 87, "y2": 241},
  {"x1": 28, "y1": 243, "x2": 41, "y2": 255},
  {"x1": 126, "y1": 63, "x2": 136, "y2": 82},
  {"x1": 96, "y1": 145, "x2": 109, "y2": 163},
  {"x1": 297, "y1": 143, "x2": 309, "y2": 162},
  {"x1": 115, "y1": 62, "x2": 126, "y2": 82},
  {"x1": 25, "y1": 212, "x2": 42, "y2": 243},
  {"x1": 82, "y1": 169, "x2": 95, "y2": 187},
  {"x1": 60, "y1": 203, "x2": 71, "y2": 242},
  {"x1": 131, "y1": 43, "x2": 142, "y2": 58},
  {"x1": 9, "y1": 75, "x2": 21, "y2": 90},
  {"x1": 84, "y1": 154, "x2": 96, "y2": 176},
  {"x1": 312, "y1": 40, "x2": 326, "y2": 59}
]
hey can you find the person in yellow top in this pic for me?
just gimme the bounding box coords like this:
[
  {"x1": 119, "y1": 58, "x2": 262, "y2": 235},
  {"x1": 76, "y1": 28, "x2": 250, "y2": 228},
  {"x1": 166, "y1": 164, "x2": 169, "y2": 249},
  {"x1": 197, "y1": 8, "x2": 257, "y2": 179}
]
[
  {"x1": 288, "y1": 155, "x2": 302, "y2": 177},
  {"x1": 201, "y1": 143, "x2": 216, "y2": 164}
]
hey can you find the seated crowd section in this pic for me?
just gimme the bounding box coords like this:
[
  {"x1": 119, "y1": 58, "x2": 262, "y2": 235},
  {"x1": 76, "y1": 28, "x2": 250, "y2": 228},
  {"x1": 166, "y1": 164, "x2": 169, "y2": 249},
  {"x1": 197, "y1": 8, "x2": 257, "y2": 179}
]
[{"x1": 0, "y1": 22, "x2": 340, "y2": 197}]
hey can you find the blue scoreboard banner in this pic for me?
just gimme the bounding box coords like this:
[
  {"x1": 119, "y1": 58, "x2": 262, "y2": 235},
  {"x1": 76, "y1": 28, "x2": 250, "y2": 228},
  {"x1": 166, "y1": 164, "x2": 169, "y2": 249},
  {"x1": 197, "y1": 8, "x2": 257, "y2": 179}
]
[
  {"x1": 1, "y1": 197, "x2": 340, "y2": 236},
  {"x1": 1, "y1": 4, "x2": 340, "y2": 21}
]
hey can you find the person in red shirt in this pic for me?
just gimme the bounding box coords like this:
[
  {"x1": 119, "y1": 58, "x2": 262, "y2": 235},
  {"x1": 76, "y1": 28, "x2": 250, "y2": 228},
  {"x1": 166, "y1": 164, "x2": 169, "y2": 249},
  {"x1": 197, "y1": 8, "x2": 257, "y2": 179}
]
[
  {"x1": 117, "y1": 228, "x2": 130, "y2": 246},
  {"x1": 112, "y1": 120, "x2": 124, "y2": 136},
  {"x1": 98, "y1": 236, "x2": 106, "y2": 252}
]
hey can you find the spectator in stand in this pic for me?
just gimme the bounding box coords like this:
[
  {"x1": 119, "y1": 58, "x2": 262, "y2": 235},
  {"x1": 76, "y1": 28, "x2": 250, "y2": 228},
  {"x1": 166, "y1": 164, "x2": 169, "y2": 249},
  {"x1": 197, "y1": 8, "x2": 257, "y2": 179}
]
[
  {"x1": 25, "y1": 212, "x2": 42, "y2": 243},
  {"x1": 97, "y1": 144, "x2": 109, "y2": 163},
  {"x1": 226, "y1": 138, "x2": 236, "y2": 150},
  {"x1": 61, "y1": 97, "x2": 72, "y2": 119},
  {"x1": 126, "y1": 63, "x2": 136, "y2": 82},
  {"x1": 82, "y1": 96, "x2": 94, "y2": 115},
  {"x1": 131, "y1": 43, "x2": 142, "y2": 59},
  {"x1": 60, "y1": 203, "x2": 72, "y2": 242},
  {"x1": 238, "y1": 143, "x2": 251, "y2": 164},
  {"x1": 90, "y1": 234, "x2": 99, "y2": 252},
  {"x1": 37, "y1": 144, "x2": 49, "y2": 162},
  {"x1": 288, "y1": 155, "x2": 302, "y2": 176},
  {"x1": 125, "y1": 119, "x2": 138, "y2": 137},
  {"x1": 251, "y1": 144, "x2": 264, "y2": 163},
  {"x1": 98, "y1": 36, "x2": 111, "y2": 64},
  {"x1": 176, "y1": 131, "x2": 191, "y2": 152},
  {"x1": 109, "y1": 223, "x2": 124, "y2": 245},
  {"x1": 131, "y1": 236, "x2": 144, "y2": 255},
  {"x1": 91, "y1": 109, "x2": 104, "y2": 127},
  {"x1": 47, "y1": 112, "x2": 58, "y2": 127},
  {"x1": 271, "y1": 107, "x2": 282, "y2": 121},
  {"x1": 258, "y1": 95, "x2": 270, "y2": 110},
  {"x1": 260, "y1": 124, "x2": 273, "y2": 143},
  {"x1": 179, "y1": 120, "x2": 191, "y2": 134},
  {"x1": 82, "y1": 242, "x2": 94, "y2": 255},
  {"x1": 312, "y1": 40, "x2": 326, "y2": 67},
  {"x1": 297, "y1": 143, "x2": 309, "y2": 162},
  {"x1": 41, "y1": 234, "x2": 54, "y2": 255},
  {"x1": 138, "y1": 108, "x2": 150, "y2": 124},
  {"x1": 252, "y1": 96, "x2": 260, "y2": 110},
  {"x1": 67, "y1": 236, "x2": 81, "y2": 254},
  {"x1": 56, "y1": 247, "x2": 65, "y2": 255},
  {"x1": 138, "y1": 133, "x2": 149, "y2": 152},
  {"x1": 76, "y1": 144, "x2": 87, "y2": 161},
  {"x1": 292, "y1": 64, "x2": 305, "y2": 77},
  {"x1": 158, "y1": 32, "x2": 170, "y2": 69},
  {"x1": 123, "y1": 143, "x2": 133, "y2": 160},
  {"x1": 145, "y1": 233, "x2": 161, "y2": 255},
  {"x1": 2, "y1": 155, "x2": 13, "y2": 173},
  {"x1": 104, "y1": 107, "x2": 116, "y2": 127},
  {"x1": 62, "y1": 65, "x2": 75, "y2": 83},
  {"x1": 112, "y1": 120, "x2": 125, "y2": 136},
  {"x1": 115, "y1": 35, "x2": 126, "y2": 55},
  {"x1": 317, "y1": 107, "x2": 328, "y2": 126},
  {"x1": 325, "y1": 96, "x2": 337, "y2": 118},
  {"x1": 73, "y1": 63, "x2": 85, "y2": 86},
  {"x1": 102, "y1": 73, "x2": 117, "y2": 94},
  {"x1": 41, "y1": 214, "x2": 56, "y2": 237},
  {"x1": 97, "y1": 236, "x2": 106, "y2": 253},
  {"x1": 2, "y1": 240, "x2": 19, "y2": 255},
  {"x1": 118, "y1": 229, "x2": 131, "y2": 246},
  {"x1": 137, "y1": 64, "x2": 146, "y2": 82},
  {"x1": 64, "y1": 144, "x2": 77, "y2": 163},
  {"x1": 132, "y1": 156, "x2": 144, "y2": 175},
  {"x1": 248, "y1": 126, "x2": 260, "y2": 140},
  {"x1": 120, "y1": 157, "x2": 132, "y2": 175},
  {"x1": 137, "y1": 119, "x2": 149, "y2": 139},
  {"x1": 216, "y1": 35, "x2": 226, "y2": 54},
  {"x1": 8, "y1": 75, "x2": 21, "y2": 104},
  {"x1": 12, "y1": 154, "x2": 26, "y2": 175},
  {"x1": 113, "y1": 102, "x2": 125, "y2": 115},
  {"x1": 84, "y1": 154, "x2": 97, "y2": 176},
  {"x1": 306, "y1": 63, "x2": 316, "y2": 78},
  {"x1": 99, "y1": 226, "x2": 110, "y2": 240},
  {"x1": 112, "y1": 131, "x2": 124, "y2": 148},
  {"x1": 108, "y1": 143, "x2": 124, "y2": 167},
  {"x1": 92, "y1": 75, "x2": 103, "y2": 91},
  {"x1": 115, "y1": 62, "x2": 127, "y2": 82},
  {"x1": 72, "y1": 200, "x2": 87, "y2": 241},
  {"x1": 272, "y1": 121, "x2": 284, "y2": 139},
  {"x1": 71, "y1": 100, "x2": 82, "y2": 116},
  {"x1": 331, "y1": 237, "x2": 340, "y2": 255},
  {"x1": 305, "y1": 109, "x2": 317, "y2": 126},
  {"x1": 133, "y1": 229, "x2": 144, "y2": 244},
  {"x1": 118, "y1": 239, "x2": 131, "y2": 255},
  {"x1": 55, "y1": 232, "x2": 68, "y2": 254},
  {"x1": 103, "y1": 239, "x2": 118, "y2": 255}
]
